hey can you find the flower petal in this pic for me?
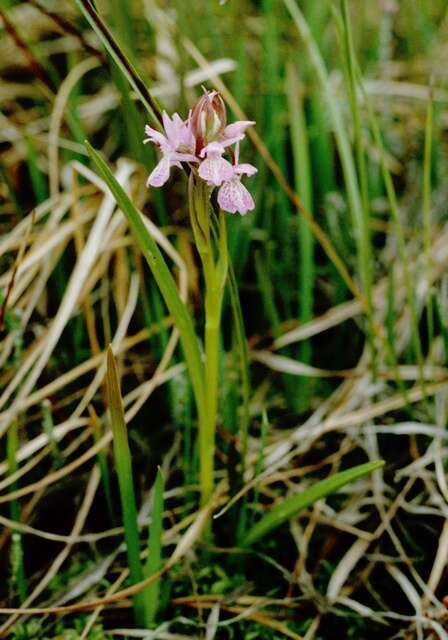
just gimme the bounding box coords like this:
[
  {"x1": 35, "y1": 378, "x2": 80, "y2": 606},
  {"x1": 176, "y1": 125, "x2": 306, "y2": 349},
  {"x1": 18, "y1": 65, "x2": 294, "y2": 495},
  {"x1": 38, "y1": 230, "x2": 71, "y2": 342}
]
[
  {"x1": 200, "y1": 140, "x2": 226, "y2": 158},
  {"x1": 234, "y1": 162, "x2": 257, "y2": 176},
  {"x1": 199, "y1": 155, "x2": 234, "y2": 186},
  {"x1": 223, "y1": 121, "x2": 255, "y2": 138},
  {"x1": 217, "y1": 178, "x2": 255, "y2": 215},
  {"x1": 220, "y1": 120, "x2": 255, "y2": 147},
  {"x1": 144, "y1": 124, "x2": 167, "y2": 149},
  {"x1": 171, "y1": 152, "x2": 198, "y2": 163},
  {"x1": 147, "y1": 155, "x2": 172, "y2": 187}
]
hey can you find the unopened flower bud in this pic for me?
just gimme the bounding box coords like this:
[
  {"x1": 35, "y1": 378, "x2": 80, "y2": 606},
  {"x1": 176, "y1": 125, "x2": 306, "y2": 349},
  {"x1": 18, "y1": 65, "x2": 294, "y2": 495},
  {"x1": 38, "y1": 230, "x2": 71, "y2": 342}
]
[{"x1": 191, "y1": 90, "x2": 227, "y2": 152}]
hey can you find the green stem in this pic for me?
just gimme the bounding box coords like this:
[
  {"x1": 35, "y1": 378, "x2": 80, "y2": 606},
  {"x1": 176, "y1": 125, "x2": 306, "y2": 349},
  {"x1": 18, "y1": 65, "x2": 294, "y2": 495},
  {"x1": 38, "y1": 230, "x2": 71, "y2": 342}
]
[
  {"x1": 203, "y1": 292, "x2": 220, "y2": 502},
  {"x1": 188, "y1": 175, "x2": 228, "y2": 504}
]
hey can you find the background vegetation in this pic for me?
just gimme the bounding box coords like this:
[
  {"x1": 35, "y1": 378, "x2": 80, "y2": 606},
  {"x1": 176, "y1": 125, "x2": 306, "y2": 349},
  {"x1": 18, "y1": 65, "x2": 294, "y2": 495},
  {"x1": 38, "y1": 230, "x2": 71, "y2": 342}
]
[{"x1": 0, "y1": 0, "x2": 448, "y2": 637}]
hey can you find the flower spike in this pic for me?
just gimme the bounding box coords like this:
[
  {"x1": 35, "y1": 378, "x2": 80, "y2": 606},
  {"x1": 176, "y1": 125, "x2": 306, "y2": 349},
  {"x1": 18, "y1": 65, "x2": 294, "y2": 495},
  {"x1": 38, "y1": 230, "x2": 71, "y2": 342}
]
[{"x1": 144, "y1": 90, "x2": 257, "y2": 214}]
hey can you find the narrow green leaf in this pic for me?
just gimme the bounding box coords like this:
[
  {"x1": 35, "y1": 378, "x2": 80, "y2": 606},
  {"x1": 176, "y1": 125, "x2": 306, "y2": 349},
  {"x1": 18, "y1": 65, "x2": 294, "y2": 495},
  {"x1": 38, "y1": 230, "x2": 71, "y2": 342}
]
[
  {"x1": 106, "y1": 346, "x2": 147, "y2": 626},
  {"x1": 227, "y1": 260, "x2": 250, "y2": 464},
  {"x1": 87, "y1": 142, "x2": 207, "y2": 444},
  {"x1": 74, "y1": 0, "x2": 162, "y2": 127},
  {"x1": 286, "y1": 62, "x2": 314, "y2": 408},
  {"x1": 89, "y1": 404, "x2": 115, "y2": 525},
  {"x1": 242, "y1": 460, "x2": 384, "y2": 547},
  {"x1": 423, "y1": 86, "x2": 434, "y2": 349},
  {"x1": 144, "y1": 467, "x2": 164, "y2": 624},
  {"x1": 284, "y1": 0, "x2": 375, "y2": 341}
]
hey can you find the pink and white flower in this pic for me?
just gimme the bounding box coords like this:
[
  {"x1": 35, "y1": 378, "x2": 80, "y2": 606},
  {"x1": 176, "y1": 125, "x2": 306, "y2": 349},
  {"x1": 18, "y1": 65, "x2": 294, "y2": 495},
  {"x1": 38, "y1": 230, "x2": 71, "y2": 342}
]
[
  {"x1": 217, "y1": 142, "x2": 257, "y2": 215},
  {"x1": 144, "y1": 111, "x2": 197, "y2": 187},
  {"x1": 198, "y1": 141, "x2": 234, "y2": 186},
  {"x1": 144, "y1": 90, "x2": 257, "y2": 214}
]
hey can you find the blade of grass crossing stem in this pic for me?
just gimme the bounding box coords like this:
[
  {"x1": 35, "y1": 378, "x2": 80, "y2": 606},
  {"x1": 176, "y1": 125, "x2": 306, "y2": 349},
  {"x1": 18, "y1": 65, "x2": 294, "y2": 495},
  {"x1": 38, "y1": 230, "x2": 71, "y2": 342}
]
[
  {"x1": 284, "y1": 0, "x2": 374, "y2": 342},
  {"x1": 423, "y1": 86, "x2": 434, "y2": 351},
  {"x1": 75, "y1": 0, "x2": 162, "y2": 127},
  {"x1": 107, "y1": 346, "x2": 149, "y2": 627},
  {"x1": 339, "y1": 0, "x2": 375, "y2": 372},
  {"x1": 286, "y1": 63, "x2": 314, "y2": 409},
  {"x1": 7, "y1": 422, "x2": 27, "y2": 603},
  {"x1": 86, "y1": 143, "x2": 207, "y2": 486},
  {"x1": 242, "y1": 460, "x2": 384, "y2": 547},
  {"x1": 144, "y1": 468, "x2": 164, "y2": 624}
]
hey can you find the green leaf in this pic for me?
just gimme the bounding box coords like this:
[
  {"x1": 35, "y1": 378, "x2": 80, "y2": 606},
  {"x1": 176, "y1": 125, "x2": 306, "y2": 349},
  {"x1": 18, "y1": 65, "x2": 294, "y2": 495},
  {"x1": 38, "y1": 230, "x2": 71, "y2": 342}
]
[
  {"x1": 242, "y1": 460, "x2": 384, "y2": 547},
  {"x1": 86, "y1": 142, "x2": 207, "y2": 438},
  {"x1": 144, "y1": 467, "x2": 164, "y2": 624},
  {"x1": 106, "y1": 346, "x2": 147, "y2": 626},
  {"x1": 74, "y1": 0, "x2": 162, "y2": 127}
]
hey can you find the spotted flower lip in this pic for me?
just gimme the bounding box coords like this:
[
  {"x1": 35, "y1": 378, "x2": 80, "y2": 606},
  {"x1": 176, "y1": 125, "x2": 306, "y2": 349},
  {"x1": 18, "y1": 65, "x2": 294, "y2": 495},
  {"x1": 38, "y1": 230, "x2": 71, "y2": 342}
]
[
  {"x1": 144, "y1": 90, "x2": 257, "y2": 213},
  {"x1": 198, "y1": 141, "x2": 234, "y2": 186},
  {"x1": 217, "y1": 141, "x2": 258, "y2": 215},
  {"x1": 217, "y1": 177, "x2": 255, "y2": 215}
]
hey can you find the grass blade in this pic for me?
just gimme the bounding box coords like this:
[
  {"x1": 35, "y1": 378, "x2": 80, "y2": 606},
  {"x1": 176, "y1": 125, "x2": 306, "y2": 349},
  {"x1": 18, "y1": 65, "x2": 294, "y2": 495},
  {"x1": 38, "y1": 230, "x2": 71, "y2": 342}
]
[
  {"x1": 106, "y1": 346, "x2": 148, "y2": 626},
  {"x1": 283, "y1": 0, "x2": 373, "y2": 332},
  {"x1": 74, "y1": 0, "x2": 162, "y2": 127},
  {"x1": 144, "y1": 467, "x2": 164, "y2": 624},
  {"x1": 227, "y1": 260, "x2": 251, "y2": 465},
  {"x1": 423, "y1": 85, "x2": 434, "y2": 349},
  {"x1": 242, "y1": 460, "x2": 384, "y2": 547},
  {"x1": 286, "y1": 62, "x2": 314, "y2": 408},
  {"x1": 339, "y1": 0, "x2": 375, "y2": 369},
  {"x1": 88, "y1": 404, "x2": 115, "y2": 525}
]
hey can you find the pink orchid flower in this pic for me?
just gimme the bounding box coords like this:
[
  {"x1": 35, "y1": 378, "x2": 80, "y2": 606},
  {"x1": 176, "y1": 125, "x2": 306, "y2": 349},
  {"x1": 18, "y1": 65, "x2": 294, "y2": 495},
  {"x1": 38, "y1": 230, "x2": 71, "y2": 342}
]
[
  {"x1": 198, "y1": 141, "x2": 234, "y2": 186},
  {"x1": 144, "y1": 111, "x2": 197, "y2": 187},
  {"x1": 144, "y1": 91, "x2": 257, "y2": 214},
  {"x1": 217, "y1": 142, "x2": 257, "y2": 215}
]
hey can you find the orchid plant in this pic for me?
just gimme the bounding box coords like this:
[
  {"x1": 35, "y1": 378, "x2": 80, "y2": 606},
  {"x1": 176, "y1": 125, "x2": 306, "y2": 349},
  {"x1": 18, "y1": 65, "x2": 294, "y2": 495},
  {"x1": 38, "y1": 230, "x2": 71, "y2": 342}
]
[{"x1": 144, "y1": 90, "x2": 256, "y2": 504}]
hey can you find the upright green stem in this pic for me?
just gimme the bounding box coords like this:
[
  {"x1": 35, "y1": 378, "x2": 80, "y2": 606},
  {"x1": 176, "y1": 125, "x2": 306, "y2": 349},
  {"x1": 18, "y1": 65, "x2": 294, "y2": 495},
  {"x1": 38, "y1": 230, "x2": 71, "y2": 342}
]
[
  {"x1": 203, "y1": 288, "x2": 220, "y2": 501},
  {"x1": 188, "y1": 175, "x2": 228, "y2": 504}
]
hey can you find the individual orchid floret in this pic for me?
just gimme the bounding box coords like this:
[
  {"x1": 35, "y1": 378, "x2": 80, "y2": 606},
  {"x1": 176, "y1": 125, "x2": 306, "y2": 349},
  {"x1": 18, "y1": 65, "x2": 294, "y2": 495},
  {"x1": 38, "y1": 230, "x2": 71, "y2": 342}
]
[
  {"x1": 198, "y1": 141, "x2": 234, "y2": 186},
  {"x1": 144, "y1": 111, "x2": 197, "y2": 187},
  {"x1": 191, "y1": 89, "x2": 227, "y2": 153},
  {"x1": 219, "y1": 120, "x2": 256, "y2": 148},
  {"x1": 217, "y1": 142, "x2": 257, "y2": 215}
]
